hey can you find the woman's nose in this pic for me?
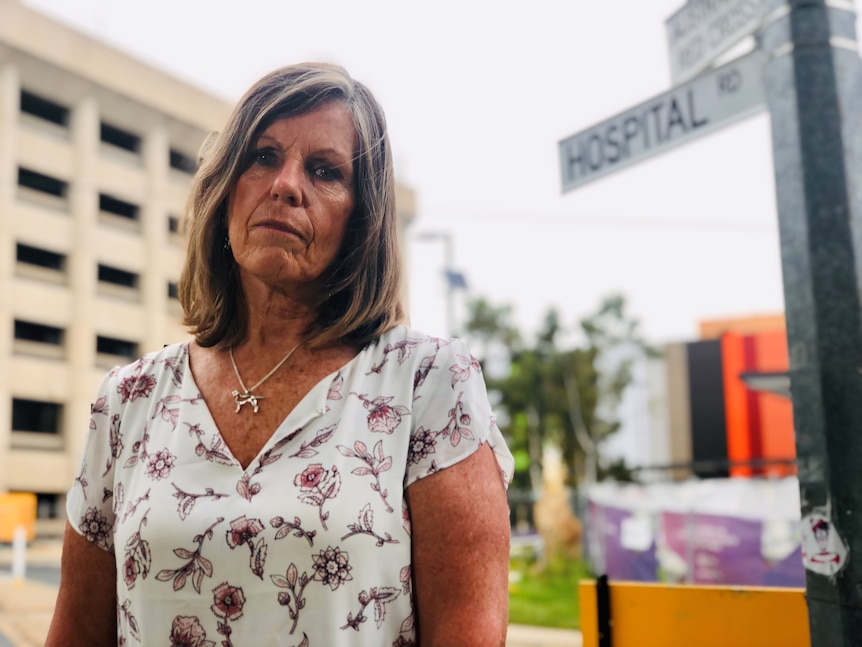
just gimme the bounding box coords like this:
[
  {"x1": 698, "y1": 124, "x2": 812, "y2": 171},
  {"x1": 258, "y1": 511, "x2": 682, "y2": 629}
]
[{"x1": 271, "y1": 161, "x2": 303, "y2": 205}]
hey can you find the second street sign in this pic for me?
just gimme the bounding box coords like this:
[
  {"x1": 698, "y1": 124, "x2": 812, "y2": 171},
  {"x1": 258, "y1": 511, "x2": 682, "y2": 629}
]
[
  {"x1": 558, "y1": 50, "x2": 765, "y2": 193},
  {"x1": 665, "y1": 0, "x2": 769, "y2": 85}
]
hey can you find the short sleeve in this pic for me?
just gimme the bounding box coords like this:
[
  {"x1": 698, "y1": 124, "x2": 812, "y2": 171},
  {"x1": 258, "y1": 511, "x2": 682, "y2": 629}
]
[
  {"x1": 405, "y1": 336, "x2": 514, "y2": 488},
  {"x1": 65, "y1": 367, "x2": 122, "y2": 553}
]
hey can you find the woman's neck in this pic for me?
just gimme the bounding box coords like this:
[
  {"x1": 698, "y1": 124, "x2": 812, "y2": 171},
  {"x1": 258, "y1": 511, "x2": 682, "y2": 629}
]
[{"x1": 240, "y1": 280, "x2": 320, "y2": 352}]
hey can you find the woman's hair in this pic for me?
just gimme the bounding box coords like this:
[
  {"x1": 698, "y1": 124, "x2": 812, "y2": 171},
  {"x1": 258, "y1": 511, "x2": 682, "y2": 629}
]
[{"x1": 178, "y1": 62, "x2": 405, "y2": 350}]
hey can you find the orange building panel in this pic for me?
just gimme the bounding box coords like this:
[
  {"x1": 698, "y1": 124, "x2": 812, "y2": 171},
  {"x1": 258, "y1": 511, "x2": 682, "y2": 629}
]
[
  {"x1": 752, "y1": 331, "x2": 795, "y2": 477},
  {"x1": 721, "y1": 333, "x2": 755, "y2": 478},
  {"x1": 717, "y1": 325, "x2": 795, "y2": 478},
  {"x1": 700, "y1": 313, "x2": 786, "y2": 340}
]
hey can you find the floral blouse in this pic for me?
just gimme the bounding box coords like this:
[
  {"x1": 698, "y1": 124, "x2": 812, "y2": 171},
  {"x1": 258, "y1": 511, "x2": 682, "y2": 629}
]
[{"x1": 67, "y1": 326, "x2": 514, "y2": 646}]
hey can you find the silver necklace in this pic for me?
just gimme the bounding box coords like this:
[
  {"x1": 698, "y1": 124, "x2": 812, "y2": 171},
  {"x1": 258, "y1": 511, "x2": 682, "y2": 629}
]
[{"x1": 229, "y1": 342, "x2": 302, "y2": 414}]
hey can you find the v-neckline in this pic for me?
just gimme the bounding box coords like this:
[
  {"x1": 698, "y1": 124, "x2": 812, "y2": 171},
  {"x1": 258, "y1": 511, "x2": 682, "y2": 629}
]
[{"x1": 180, "y1": 342, "x2": 363, "y2": 472}]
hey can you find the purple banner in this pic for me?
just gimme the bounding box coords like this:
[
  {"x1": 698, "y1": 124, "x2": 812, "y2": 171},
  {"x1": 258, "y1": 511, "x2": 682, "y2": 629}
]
[
  {"x1": 592, "y1": 503, "x2": 658, "y2": 582},
  {"x1": 661, "y1": 512, "x2": 765, "y2": 585},
  {"x1": 764, "y1": 519, "x2": 804, "y2": 587},
  {"x1": 587, "y1": 501, "x2": 804, "y2": 587}
]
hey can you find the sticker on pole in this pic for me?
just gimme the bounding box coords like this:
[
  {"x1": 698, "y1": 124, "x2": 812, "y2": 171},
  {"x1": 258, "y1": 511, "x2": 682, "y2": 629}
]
[{"x1": 801, "y1": 512, "x2": 848, "y2": 576}]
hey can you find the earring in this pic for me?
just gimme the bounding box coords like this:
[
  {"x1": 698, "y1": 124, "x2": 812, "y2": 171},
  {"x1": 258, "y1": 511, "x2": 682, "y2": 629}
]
[{"x1": 223, "y1": 236, "x2": 231, "y2": 251}]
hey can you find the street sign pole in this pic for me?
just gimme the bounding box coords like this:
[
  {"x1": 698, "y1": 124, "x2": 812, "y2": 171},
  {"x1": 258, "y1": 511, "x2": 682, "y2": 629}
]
[{"x1": 761, "y1": 0, "x2": 862, "y2": 643}]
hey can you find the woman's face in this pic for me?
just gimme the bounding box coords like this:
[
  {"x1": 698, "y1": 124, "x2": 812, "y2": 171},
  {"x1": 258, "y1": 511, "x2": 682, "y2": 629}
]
[{"x1": 227, "y1": 102, "x2": 356, "y2": 298}]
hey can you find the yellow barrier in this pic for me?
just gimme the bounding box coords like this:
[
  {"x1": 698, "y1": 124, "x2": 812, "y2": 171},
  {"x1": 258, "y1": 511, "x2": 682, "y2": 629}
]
[
  {"x1": 580, "y1": 579, "x2": 809, "y2": 647},
  {"x1": 0, "y1": 492, "x2": 37, "y2": 543}
]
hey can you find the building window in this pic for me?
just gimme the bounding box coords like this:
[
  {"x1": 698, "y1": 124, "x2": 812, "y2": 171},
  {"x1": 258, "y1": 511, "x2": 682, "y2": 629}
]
[
  {"x1": 168, "y1": 215, "x2": 181, "y2": 234},
  {"x1": 170, "y1": 148, "x2": 197, "y2": 174},
  {"x1": 15, "y1": 243, "x2": 67, "y2": 285},
  {"x1": 14, "y1": 320, "x2": 64, "y2": 345},
  {"x1": 18, "y1": 167, "x2": 67, "y2": 198},
  {"x1": 98, "y1": 264, "x2": 138, "y2": 288},
  {"x1": 13, "y1": 320, "x2": 65, "y2": 359},
  {"x1": 20, "y1": 90, "x2": 69, "y2": 126},
  {"x1": 99, "y1": 193, "x2": 139, "y2": 221},
  {"x1": 11, "y1": 398, "x2": 61, "y2": 434},
  {"x1": 16, "y1": 243, "x2": 65, "y2": 271},
  {"x1": 100, "y1": 122, "x2": 140, "y2": 153},
  {"x1": 97, "y1": 263, "x2": 139, "y2": 301},
  {"x1": 167, "y1": 281, "x2": 179, "y2": 299},
  {"x1": 96, "y1": 335, "x2": 138, "y2": 361},
  {"x1": 36, "y1": 493, "x2": 61, "y2": 520}
]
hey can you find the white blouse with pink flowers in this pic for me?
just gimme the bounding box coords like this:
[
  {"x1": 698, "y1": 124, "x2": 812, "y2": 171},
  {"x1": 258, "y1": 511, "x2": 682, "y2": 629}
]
[{"x1": 67, "y1": 326, "x2": 514, "y2": 646}]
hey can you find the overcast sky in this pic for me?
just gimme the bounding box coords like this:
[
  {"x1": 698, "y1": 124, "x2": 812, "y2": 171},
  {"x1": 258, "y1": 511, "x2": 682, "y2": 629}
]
[{"x1": 23, "y1": 0, "x2": 796, "y2": 345}]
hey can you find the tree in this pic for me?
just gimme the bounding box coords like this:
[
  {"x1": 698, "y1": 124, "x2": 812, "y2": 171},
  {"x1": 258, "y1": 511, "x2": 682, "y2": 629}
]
[{"x1": 464, "y1": 293, "x2": 654, "y2": 490}]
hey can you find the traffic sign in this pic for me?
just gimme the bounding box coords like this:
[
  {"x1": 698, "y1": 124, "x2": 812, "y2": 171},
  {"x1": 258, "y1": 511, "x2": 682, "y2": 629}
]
[
  {"x1": 558, "y1": 50, "x2": 765, "y2": 193},
  {"x1": 665, "y1": 0, "x2": 769, "y2": 85}
]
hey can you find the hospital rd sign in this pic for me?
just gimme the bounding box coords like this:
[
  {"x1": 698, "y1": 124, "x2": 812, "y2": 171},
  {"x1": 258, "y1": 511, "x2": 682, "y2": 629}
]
[{"x1": 558, "y1": 50, "x2": 765, "y2": 193}]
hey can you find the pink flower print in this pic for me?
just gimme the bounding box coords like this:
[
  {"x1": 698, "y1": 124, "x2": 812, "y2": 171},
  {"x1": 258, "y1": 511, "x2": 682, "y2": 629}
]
[
  {"x1": 368, "y1": 401, "x2": 408, "y2": 433},
  {"x1": 211, "y1": 582, "x2": 245, "y2": 647},
  {"x1": 311, "y1": 546, "x2": 353, "y2": 590},
  {"x1": 407, "y1": 427, "x2": 437, "y2": 466},
  {"x1": 80, "y1": 507, "x2": 112, "y2": 550},
  {"x1": 294, "y1": 464, "x2": 341, "y2": 530},
  {"x1": 117, "y1": 373, "x2": 156, "y2": 402},
  {"x1": 369, "y1": 407, "x2": 397, "y2": 433},
  {"x1": 170, "y1": 615, "x2": 215, "y2": 647},
  {"x1": 352, "y1": 393, "x2": 410, "y2": 434},
  {"x1": 122, "y1": 512, "x2": 152, "y2": 590},
  {"x1": 211, "y1": 582, "x2": 245, "y2": 620},
  {"x1": 295, "y1": 464, "x2": 326, "y2": 491},
  {"x1": 225, "y1": 515, "x2": 268, "y2": 579},
  {"x1": 123, "y1": 555, "x2": 139, "y2": 588},
  {"x1": 226, "y1": 515, "x2": 264, "y2": 548},
  {"x1": 146, "y1": 449, "x2": 176, "y2": 481}
]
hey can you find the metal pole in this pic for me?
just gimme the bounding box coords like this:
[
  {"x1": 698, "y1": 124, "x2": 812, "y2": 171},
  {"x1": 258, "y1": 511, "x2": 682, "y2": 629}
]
[
  {"x1": 415, "y1": 231, "x2": 457, "y2": 337},
  {"x1": 761, "y1": 0, "x2": 862, "y2": 643}
]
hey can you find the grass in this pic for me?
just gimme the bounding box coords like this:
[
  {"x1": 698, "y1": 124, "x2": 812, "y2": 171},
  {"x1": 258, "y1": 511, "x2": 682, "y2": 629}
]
[{"x1": 508, "y1": 552, "x2": 593, "y2": 629}]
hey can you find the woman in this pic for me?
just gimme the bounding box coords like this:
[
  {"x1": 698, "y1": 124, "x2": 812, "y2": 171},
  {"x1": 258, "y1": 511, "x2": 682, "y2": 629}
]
[{"x1": 46, "y1": 62, "x2": 514, "y2": 646}]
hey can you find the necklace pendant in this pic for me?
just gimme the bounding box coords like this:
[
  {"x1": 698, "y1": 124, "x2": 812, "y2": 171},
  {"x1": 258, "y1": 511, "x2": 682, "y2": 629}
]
[{"x1": 232, "y1": 389, "x2": 264, "y2": 414}]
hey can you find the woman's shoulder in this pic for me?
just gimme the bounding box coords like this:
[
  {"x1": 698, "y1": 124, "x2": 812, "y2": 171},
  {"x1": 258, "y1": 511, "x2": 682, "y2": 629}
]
[
  {"x1": 360, "y1": 326, "x2": 478, "y2": 377},
  {"x1": 102, "y1": 341, "x2": 190, "y2": 386},
  {"x1": 374, "y1": 324, "x2": 467, "y2": 347},
  {"x1": 371, "y1": 326, "x2": 470, "y2": 358}
]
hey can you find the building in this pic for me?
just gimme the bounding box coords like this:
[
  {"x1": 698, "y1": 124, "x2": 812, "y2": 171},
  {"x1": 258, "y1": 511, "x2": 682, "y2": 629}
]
[
  {"x1": 0, "y1": 0, "x2": 416, "y2": 531},
  {"x1": 653, "y1": 313, "x2": 795, "y2": 480}
]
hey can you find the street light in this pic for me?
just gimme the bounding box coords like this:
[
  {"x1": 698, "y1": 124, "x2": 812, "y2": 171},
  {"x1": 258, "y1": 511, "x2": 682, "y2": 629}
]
[{"x1": 414, "y1": 230, "x2": 468, "y2": 337}]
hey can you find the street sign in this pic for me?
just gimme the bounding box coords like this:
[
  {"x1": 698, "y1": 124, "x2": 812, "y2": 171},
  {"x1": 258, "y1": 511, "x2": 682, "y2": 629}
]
[
  {"x1": 558, "y1": 50, "x2": 765, "y2": 193},
  {"x1": 665, "y1": 0, "x2": 769, "y2": 85}
]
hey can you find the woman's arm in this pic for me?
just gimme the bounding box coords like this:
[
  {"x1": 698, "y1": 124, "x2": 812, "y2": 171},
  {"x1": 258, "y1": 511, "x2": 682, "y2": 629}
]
[
  {"x1": 406, "y1": 442, "x2": 510, "y2": 646},
  {"x1": 45, "y1": 521, "x2": 117, "y2": 646}
]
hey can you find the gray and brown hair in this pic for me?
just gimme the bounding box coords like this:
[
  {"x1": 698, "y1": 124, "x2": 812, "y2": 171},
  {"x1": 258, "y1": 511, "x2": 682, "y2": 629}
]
[{"x1": 178, "y1": 62, "x2": 404, "y2": 349}]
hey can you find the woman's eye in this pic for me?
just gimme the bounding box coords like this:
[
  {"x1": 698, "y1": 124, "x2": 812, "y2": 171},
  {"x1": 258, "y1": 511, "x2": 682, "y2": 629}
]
[
  {"x1": 313, "y1": 165, "x2": 339, "y2": 181},
  {"x1": 252, "y1": 149, "x2": 277, "y2": 167}
]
